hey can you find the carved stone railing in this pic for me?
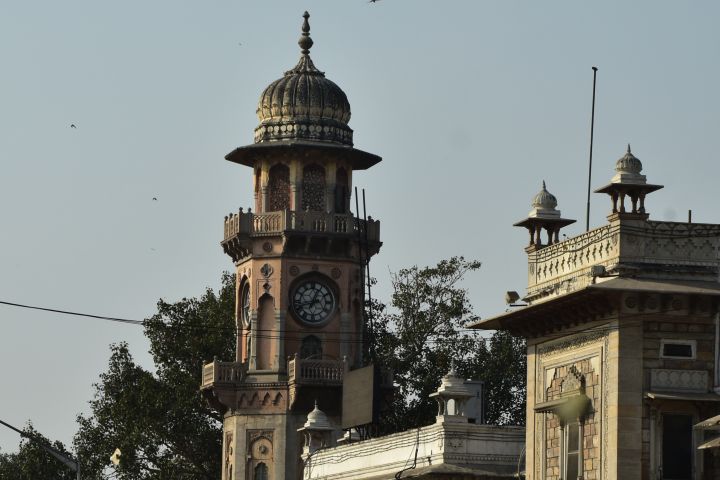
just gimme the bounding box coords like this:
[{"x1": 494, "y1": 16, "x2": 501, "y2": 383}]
[
  {"x1": 223, "y1": 209, "x2": 380, "y2": 243},
  {"x1": 288, "y1": 356, "x2": 347, "y2": 386},
  {"x1": 526, "y1": 220, "x2": 720, "y2": 299},
  {"x1": 527, "y1": 224, "x2": 619, "y2": 297},
  {"x1": 200, "y1": 359, "x2": 246, "y2": 390}
]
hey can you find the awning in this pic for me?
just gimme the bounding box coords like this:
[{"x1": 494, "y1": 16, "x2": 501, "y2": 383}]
[
  {"x1": 695, "y1": 414, "x2": 720, "y2": 430},
  {"x1": 645, "y1": 391, "x2": 720, "y2": 402},
  {"x1": 535, "y1": 394, "x2": 592, "y2": 421},
  {"x1": 698, "y1": 436, "x2": 720, "y2": 450},
  {"x1": 471, "y1": 277, "x2": 720, "y2": 332}
]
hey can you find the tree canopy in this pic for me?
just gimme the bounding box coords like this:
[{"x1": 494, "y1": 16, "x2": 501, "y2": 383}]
[
  {"x1": 0, "y1": 424, "x2": 76, "y2": 480},
  {"x1": 372, "y1": 256, "x2": 526, "y2": 432},
  {"x1": 73, "y1": 273, "x2": 235, "y2": 479}
]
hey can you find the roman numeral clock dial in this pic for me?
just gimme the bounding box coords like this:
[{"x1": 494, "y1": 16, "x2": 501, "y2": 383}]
[{"x1": 291, "y1": 279, "x2": 336, "y2": 324}]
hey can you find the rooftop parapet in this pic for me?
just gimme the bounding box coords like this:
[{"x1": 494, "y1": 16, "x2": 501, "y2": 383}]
[{"x1": 526, "y1": 219, "x2": 720, "y2": 303}]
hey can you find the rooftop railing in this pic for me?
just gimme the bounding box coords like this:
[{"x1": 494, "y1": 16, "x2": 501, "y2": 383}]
[{"x1": 526, "y1": 220, "x2": 720, "y2": 297}]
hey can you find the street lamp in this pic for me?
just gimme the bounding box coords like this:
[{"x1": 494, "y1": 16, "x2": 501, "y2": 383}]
[{"x1": 0, "y1": 418, "x2": 80, "y2": 480}]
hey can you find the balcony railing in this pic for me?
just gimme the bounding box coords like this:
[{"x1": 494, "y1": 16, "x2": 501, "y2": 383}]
[
  {"x1": 288, "y1": 356, "x2": 347, "y2": 386},
  {"x1": 200, "y1": 359, "x2": 246, "y2": 390},
  {"x1": 223, "y1": 209, "x2": 380, "y2": 244}
]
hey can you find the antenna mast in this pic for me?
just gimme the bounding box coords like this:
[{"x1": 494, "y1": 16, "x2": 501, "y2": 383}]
[{"x1": 586, "y1": 66, "x2": 598, "y2": 232}]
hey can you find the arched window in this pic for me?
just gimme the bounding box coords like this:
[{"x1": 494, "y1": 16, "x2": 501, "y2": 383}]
[
  {"x1": 302, "y1": 165, "x2": 326, "y2": 212},
  {"x1": 254, "y1": 462, "x2": 268, "y2": 480},
  {"x1": 300, "y1": 335, "x2": 323, "y2": 359},
  {"x1": 335, "y1": 168, "x2": 348, "y2": 213},
  {"x1": 268, "y1": 164, "x2": 290, "y2": 211}
]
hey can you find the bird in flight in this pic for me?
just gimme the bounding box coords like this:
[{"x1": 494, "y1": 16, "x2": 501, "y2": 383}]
[
  {"x1": 152, "y1": 197, "x2": 158, "y2": 201},
  {"x1": 70, "y1": 124, "x2": 77, "y2": 129}
]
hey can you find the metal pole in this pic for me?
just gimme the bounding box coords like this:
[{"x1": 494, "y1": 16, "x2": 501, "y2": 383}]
[
  {"x1": 362, "y1": 189, "x2": 375, "y2": 361},
  {"x1": 0, "y1": 418, "x2": 80, "y2": 478},
  {"x1": 586, "y1": 66, "x2": 598, "y2": 232}
]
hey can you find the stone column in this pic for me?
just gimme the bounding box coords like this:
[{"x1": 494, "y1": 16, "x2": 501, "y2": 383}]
[
  {"x1": 249, "y1": 313, "x2": 258, "y2": 370},
  {"x1": 275, "y1": 311, "x2": 286, "y2": 372}
]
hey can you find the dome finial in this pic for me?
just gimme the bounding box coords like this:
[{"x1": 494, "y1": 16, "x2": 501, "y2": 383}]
[
  {"x1": 627, "y1": 143, "x2": 631, "y2": 154},
  {"x1": 542, "y1": 180, "x2": 547, "y2": 190},
  {"x1": 299, "y1": 11, "x2": 314, "y2": 55}
]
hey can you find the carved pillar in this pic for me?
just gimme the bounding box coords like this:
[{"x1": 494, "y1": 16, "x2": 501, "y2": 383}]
[
  {"x1": 325, "y1": 162, "x2": 336, "y2": 213},
  {"x1": 249, "y1": 314, "x2": 258, "y2": 370},
  {"x1": 261, "y1": 186, "x2": 269, "y2": 213},
  {"x1": 275, "y1": 311, "x2": 285, "y2": 372},
  {"x1": 534, "y1": 225, "x2": 542, "y2": 246}
]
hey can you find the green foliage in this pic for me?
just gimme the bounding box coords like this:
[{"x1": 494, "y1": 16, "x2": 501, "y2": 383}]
[
  {"x1": 0, "y1": 424, "x2": 76, "y2": 480},
  {"x1": 73, "y1": 273, "x2": 236, "y2": 479},
  {"x1": 372, "y1": 257, "x2": 526, "y2": 432}
]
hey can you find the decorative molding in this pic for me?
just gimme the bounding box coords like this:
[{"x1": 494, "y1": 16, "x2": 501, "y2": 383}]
[
  {"x1": 538, "y1": 330, "x2": 606, "y2": 356},
  {"x1": 650, "y1": 369, "x2": 708, "y2": 392},
  {"x1": 561, "y1": 366, "x2": 585, "y2": 396}
]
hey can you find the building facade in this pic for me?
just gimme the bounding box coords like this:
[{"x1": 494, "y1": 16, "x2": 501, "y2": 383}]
[
  {"x1": 474, "y1": 148, "x2": 720, "y2": 479},
  {"x1": 200, "y1": 12, "x2": 382, "y2": 480},
  {"x1": 300, "y1": 370, "x2": 525, "y2": 480}
]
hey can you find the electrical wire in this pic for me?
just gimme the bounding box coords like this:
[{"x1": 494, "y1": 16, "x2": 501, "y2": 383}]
[{"x1": 0, "y1": 298, "x2": 715, "y2": 348}]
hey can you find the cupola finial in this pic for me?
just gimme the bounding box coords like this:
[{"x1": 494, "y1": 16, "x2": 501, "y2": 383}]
[
  {"x1": 542, "y1": 180, "x2": 547, "y2": 190},
  {"x1": 299, "y1": 11, "x2": 313, "y2": 55},
  {"x1": 627, "y1": 143, "x2": 631, "y2": 154}
]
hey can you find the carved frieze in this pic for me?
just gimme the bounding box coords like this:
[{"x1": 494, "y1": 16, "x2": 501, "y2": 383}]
[{"x1": 650, "y1": 369, "x2": 708, "y2": 393}]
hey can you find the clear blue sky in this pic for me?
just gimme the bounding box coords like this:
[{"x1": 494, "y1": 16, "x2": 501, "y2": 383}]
[{"x1": 2, "y1": 0, "x2": 719, "y2": 455}]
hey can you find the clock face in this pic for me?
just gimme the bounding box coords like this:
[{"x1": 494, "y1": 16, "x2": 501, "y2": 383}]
[
  {"x1": 240, "y1": 284, "x2": 250, "y2": 327},
  {"x1": 291, "y1": 279, "x2": 336, "y2": 325}
]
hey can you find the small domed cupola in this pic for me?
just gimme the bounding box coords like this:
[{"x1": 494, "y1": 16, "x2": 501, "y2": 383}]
[
  {"x1": 298, "y1": 401, "x2": 337, "y2": 458},
  {"x1": 595, "y1": 145, "x2": 663, "y2": 219},
  {"x1": 529, "y1": 181, "x2": 560, "y2": 219},
  {"x1": 254, "y1": 12, "x2": 353, "y2": 146},
  {"x1": 514, "y1": 181, "x2": 575, "y2": 250},
  {"x1": 612, "y1": 144, "x2": 646, "y2": 184}
]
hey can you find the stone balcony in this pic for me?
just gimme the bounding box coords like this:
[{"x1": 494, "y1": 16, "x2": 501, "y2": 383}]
[
  {"x1": 199, "y1": 356, "x2": 346, "y2": 392},
  {"x1": 200, "y1": 358, "x2": 247, "y2": 391},
  {"x1": 221, "y1": 209, "x2": 381, "y2": 261},
  {"x1": 288, "y1": 356, "x2": 347, "y2": 386},
  {"x1": 527, "y1": 219, "x2": 720, "y2": 302}
]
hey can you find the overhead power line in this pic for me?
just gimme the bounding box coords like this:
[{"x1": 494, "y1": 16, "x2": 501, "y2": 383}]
[{"x1": 0, "y1": 300, "x2": 143, "y2": 325}]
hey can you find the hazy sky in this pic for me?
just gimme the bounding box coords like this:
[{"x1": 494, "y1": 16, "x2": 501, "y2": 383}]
[{"x1": 2, "y1": 0, "x2": 719, "y2": 455}]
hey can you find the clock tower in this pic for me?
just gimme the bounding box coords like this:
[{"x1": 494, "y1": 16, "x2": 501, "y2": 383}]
[{"x1": 201, "y1": 12, "x2": 382, "y2": 480}]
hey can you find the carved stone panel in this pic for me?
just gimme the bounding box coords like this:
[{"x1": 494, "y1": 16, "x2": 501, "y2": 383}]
[{"x1": 650, "y1": 369, "x2": 708, "y2": 392}]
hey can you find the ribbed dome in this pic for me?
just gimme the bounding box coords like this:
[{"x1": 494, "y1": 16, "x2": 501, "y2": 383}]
[
  {"x1": 254, "y1": 12, "x2": 353, "y2": 146},
  {"x1": 302, "y1": 402, "x2": 334, "y2": 430},
  {"x1": 615, "y1": 144, "x2": 643, "y2": 175},
  {"x1": 528, "y1": 181, "x2": 561, "y2": 219},
  {"x1": 611, "y1": 144, "x2": 647, "y2": 185},
  {"x1": 532, "y1": 181, "x2": 558, "y2": 210}
]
